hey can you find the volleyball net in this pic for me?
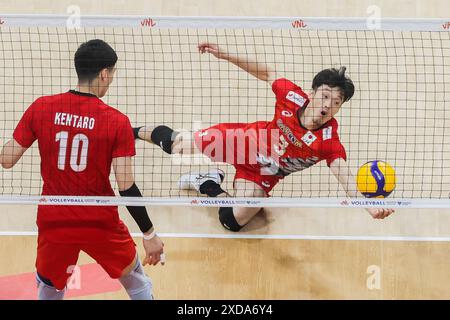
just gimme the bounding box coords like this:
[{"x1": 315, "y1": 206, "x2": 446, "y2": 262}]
[{"x1": 0, "y1": 15, "x2": 449, "y2": 208}]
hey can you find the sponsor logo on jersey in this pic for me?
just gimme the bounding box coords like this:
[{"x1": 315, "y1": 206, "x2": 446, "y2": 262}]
[
  {"x1": 281, "y1": 110, "x2": 293, "y2": 117},
  {"x1": 261, "y1": 181, "x2": 271, "y2": 188},
  {"x1": 301, "y1": 131, "x2": 317, "y2": 146},
  {"x1": 286, "y1": 91, "x2": 306, "y2": 107},
  {"x1": 256, "y1": 153, "x2": 319, "y2": 177},
  {"x1": 276, "y1": 119, "x2": 302, "y2": 148},
  {"x1": 323, "y1": 126, "x2": 332, "y2": 140},
  {"x1": 198, "y1": 130, "x2": 208, "y2": 137},
  {"x1": 277, "y1": 156, "x2": 319, "y2": 176}
]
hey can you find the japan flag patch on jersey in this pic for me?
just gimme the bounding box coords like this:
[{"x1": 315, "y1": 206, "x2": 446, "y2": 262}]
[
  {"x1": 286, "y1": 91, "x2": 306, "y2": 107},
  {"x1": 301, "y1": 131, "x2": 317, "y2": 146}
]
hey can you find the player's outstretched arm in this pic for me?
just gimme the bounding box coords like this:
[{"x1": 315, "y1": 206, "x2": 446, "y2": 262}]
[
  {"x1": 0, "y1": 139, "x2": 28, "y2": 169},
  {"x1": 329, "y1": 158, "x2": 395, "y2": 219},
  {"x1": 198, "y1": 42, "x2": 275, "y2": 83},
  {"x1": 113, "y1": 156, "x2": 165, "y2": 266}
]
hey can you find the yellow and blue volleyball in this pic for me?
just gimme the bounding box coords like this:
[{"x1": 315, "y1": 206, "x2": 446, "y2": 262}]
[{"x1": 356, "y1": 160, "x2": 396, "y2": 198}]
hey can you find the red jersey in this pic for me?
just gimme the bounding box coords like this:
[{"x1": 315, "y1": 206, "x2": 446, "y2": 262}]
[
  {"x1": 254, "y1": 78, "x2": 346, "y2": 176},
  {"x1": 195, "y1": 78, "x2": 346, "y2": 181},
  {"x1": 13, "y1": 91, "x2": 135, "y2": 243}
]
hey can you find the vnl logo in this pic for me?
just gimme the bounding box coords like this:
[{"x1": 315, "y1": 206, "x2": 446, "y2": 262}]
[
  {"x1": 0, "y1": 18, "x2": 5, "y2": 25},
  {"x1": 443, "y1": 21, "x2": 450, "y2": 30},
  {"x1": 291, "y1": 19, "x2": 307, "y2": 28},
  {"x1": 140, "y1": 18, "x2": 156, "y2": 27}
]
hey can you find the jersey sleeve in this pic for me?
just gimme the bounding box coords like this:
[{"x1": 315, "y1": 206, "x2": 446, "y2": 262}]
[
  {"x1": 13, "y1": 99, "x2": 40, "y2": 148},
  {"x1": 112, "y1": 114, "x2": 136, "y2": 158},
  {"x1": 321, "y1": 121, "x2": 347, "y2": 167},
  {"x1": 272, "y1": 78, "x2": 301, "y2": 99},
  {"x1": 324, "y1": 140, "x2": 347, "y2": 167},
  {"x1": 272, "y1": 78, "x2": 309, "y2": 111}
]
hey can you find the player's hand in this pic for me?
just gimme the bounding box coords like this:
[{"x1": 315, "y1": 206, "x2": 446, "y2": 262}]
[
  {"x1": 198, "y1": 42, "x2": 228, "y2": 60},
  {"x1": 366, "y1": 207, "x2": 395, "y2": 219},
  {"x1": 142, "y1": 235, "x2": 165, "y2": 266}
]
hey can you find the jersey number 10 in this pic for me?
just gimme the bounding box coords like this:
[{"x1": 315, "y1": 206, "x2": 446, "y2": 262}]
[{"x1": 55, "y1": 131, "x2": 89, "y2": 172}]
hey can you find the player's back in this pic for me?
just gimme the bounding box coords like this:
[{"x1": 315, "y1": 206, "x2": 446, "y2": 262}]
[
  {"x1": 13, "y1": 90, "x2": 135, "y2": 242},
  {"x1": 33, "y1": 91, "x2": 124, "y2": 196}
]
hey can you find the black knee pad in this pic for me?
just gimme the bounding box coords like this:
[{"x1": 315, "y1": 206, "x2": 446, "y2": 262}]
[
  {"x1": 150, "y1": 125, "x2": 179, "y2": 154},
  {"x1": 219, "y1": 207, "x2": 243, "y2": 232},
  {"x1": 37, "y1": 272, "x2": 55, "y2": 287}
]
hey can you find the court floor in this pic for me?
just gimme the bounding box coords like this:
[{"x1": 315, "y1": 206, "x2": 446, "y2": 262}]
[
  {"x1": 0, "y1": 235, "x2": 448, "y2": 299},
  {"x1": 0, "y1": 206, "x2": 449, "y2": 299}
]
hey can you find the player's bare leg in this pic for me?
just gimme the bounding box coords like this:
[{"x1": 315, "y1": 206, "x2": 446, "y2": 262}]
[
  {"x1": 171, "y1": 131, "x2": 197, "y2": 155},
  {"x1": 137, "y1": 125, "x2": 265, "y2": 231},
  {"x1": 231, "y1": 179, "x2": 265, "y2": 226},
  {"x1": 134, "y1": 126, "x2": 196, "y2": 155},
  {"x1": 179, "y1": 171, "x2": 264, "y2": 231}
]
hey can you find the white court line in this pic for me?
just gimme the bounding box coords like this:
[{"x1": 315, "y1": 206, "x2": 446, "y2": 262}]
[{"x1": 0, "y1": 231, "x2": 449, "y2": 242}]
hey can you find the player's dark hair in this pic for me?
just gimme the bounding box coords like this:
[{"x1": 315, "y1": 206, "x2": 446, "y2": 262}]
[
  {"x1": 74, "y1": 39, "x2": 118, "y2": 82},
  {"x1": 312, "y1": 67, "x2": 355, "y2": 102}
]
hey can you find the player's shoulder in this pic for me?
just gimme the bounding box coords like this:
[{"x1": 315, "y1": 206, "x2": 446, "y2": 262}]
[
  {"x1": 27, "y1": 92, "x2": 68, "y2": 111},
  {"x1": 327, "y1": 117, "x2": 339, "y2": 128},
  {"x1": 38, "y1": 91, "x2": 80, "y2": 102},
  {"x1": 272, "y1": 78, "x2": 308, "y2": 100},
  {"x1": 272, "y1": 78, "x2": 303, "y2": 91},
  {"x1": 101, "y1": 102, "x2": 131, "y2": 123},
  {"x1": 322, "y1": 117, "x2": 340, "y2": 135},
  {"x1": 272, "y1": 78, "x2": 309, "y2": 109},
  {"x1": 39, "y1": 92, "x2": 71, "y2": 101},
  {"x1": 102, "y1": 102, "x2": 126, "y2": 116}
]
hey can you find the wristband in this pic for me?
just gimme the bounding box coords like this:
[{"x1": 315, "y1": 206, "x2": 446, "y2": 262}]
[{"x1": 143, "y1": 230, "x2": 156, "y2": 240}]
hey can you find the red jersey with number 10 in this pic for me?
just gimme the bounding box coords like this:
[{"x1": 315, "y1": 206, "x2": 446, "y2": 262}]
[{"x1": 13, "y1": 91, "x2": 135, "y2": 243}]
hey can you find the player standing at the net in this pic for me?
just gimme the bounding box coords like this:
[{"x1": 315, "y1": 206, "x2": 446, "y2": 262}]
[
  {"x1": 0, "y1": 39, "x2": 164, "y2": 299},
  {"x1": 134, "y1": 42, "x2": 395, "y2": 232}
]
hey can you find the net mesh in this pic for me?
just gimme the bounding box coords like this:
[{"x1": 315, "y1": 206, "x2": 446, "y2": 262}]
[{"x1": 1, "y1": 24, "x2": 450, "y2": 201}]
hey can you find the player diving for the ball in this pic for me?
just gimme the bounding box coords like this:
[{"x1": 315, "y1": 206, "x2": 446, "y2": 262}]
[{"x1": 133, "y1": 42, "x2": 395, "y2": 232}]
